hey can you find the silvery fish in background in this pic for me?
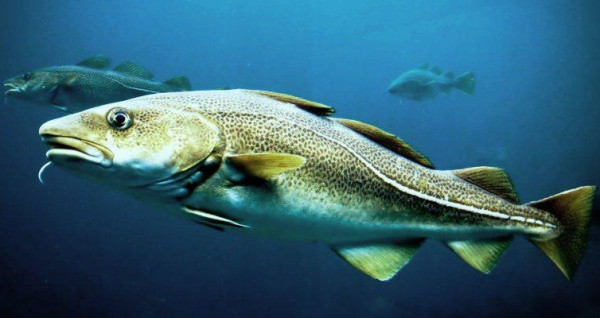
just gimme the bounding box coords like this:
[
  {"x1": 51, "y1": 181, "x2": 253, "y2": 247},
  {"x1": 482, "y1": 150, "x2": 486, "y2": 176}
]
[
  {"x1": 388, "y1": 63, "x2": 475, "y2": 101},
  {"x1": 3, "y1": 56, "x2": 191, "y2": 112},
  {"x1": 38, "y1": 90, "x2": 594, "y2": 281}
]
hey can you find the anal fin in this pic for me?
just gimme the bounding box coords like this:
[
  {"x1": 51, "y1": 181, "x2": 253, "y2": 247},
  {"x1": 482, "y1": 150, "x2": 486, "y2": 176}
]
[
  {"x1": 452, "y1": 166, "x2": 519, "y2": 203},
  {"x1": 446, "y1": 237, "x2": 513, "y2": 274},
  {"x1": 332, "y1": 240, "x2": 423, "y2": 281}
]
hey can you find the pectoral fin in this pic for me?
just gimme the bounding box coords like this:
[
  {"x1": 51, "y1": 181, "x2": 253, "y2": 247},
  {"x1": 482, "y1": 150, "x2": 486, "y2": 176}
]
[
  {"x1": 446, "y1": 238, "x2": 512, "y2": 274},
  {"x1": 183, "y1": 206, "x2": 249, "y2": 229},
  {"x1": 332, "y1": 241, "x2": 423, "y2": 281},
  {"x1": 49, "y1": 76, "x2": 76, "y2": 109},
  {"x1": 225, "y1": 152, "x2": 306, "y2": 180}
]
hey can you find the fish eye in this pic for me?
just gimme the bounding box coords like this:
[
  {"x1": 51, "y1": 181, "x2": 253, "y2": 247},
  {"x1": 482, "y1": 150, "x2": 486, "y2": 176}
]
[
  {"x1": 23, "y1": 73, "x2": 31, "y2": 81},
  {"x1": 107, "y1": 107, "x2": 132, "y2": 130}
]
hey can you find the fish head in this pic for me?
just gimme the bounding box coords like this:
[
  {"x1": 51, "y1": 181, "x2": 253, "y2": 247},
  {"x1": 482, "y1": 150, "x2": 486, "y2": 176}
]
[
  {"x1": 4, "y1": 68, "x2": 64, "y2": 103},
  {"x1": 39, "y1": 97, "x2": 224, "y2": 200},
  {"x1": 388, "y1": 70, "x2": 436, "y2": 100}
]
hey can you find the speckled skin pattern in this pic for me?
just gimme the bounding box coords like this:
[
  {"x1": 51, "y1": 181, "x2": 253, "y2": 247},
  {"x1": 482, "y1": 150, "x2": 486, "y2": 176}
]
[
  {"x1": 5, "y1": 65, "x2": 186, "y2": 112},
  {"x1": 40, "y1": 89, "x2": 562, "y2": 245}
]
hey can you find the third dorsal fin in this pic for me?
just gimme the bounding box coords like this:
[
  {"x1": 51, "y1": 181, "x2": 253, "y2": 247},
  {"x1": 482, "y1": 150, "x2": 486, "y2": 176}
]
[
  {"x1": 248, "y1": 90, "x2": 335, "y2": 116},
  {"x1": 333, "y1": 118, "x2": 434, "y2": 169},
  {"x1": 452, "y1": 166, "x2": 519, "y2": 203}
]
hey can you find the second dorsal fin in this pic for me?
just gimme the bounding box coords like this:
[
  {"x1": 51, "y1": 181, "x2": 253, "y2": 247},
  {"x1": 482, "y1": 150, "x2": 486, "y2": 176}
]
[
  {"x1": 113, "y1": 61, "x2": 154, "y2": 79},
  {"x1": 452, "y1": 166, "x2": 519, "y2": 203},
  {"x1": 248, "y1": 90, "x2": 335, "y2": 116},
  {"x1": 333, "y1": 118, "x2": 434, "y2": 169}
]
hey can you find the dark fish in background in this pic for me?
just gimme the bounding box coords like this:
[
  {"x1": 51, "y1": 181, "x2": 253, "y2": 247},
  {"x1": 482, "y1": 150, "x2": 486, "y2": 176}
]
[
  {"x1": 388, "y1": 63, "x2": 475, "y2": 101},
  {"x1": 3, "y1": 56, "x2": 191, "y2": 112}
]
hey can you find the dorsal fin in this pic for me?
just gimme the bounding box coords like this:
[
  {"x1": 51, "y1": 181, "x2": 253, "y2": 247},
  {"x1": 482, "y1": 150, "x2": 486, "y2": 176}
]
[
  {"x1": 164, "y1": 76, "x2": 191, "y2": 91},
  {"x1": 76, "y1": 56, "x2": 110, "y2": 69},
  {"x1": 113, "y1": 61, "x2": 153, "y2": 79},
  {"x1": 430, "y1": 66, "x2": 442, "y2": 75},
  {"x1": 249, "y1": 90, "x2": 335, "y2": 116},
  {"x1": 452, "y1": 167, "x2": 519, "y2": 203},
  {"x1": 333, "y1": 118, "x2": 434, "y2": 169}
]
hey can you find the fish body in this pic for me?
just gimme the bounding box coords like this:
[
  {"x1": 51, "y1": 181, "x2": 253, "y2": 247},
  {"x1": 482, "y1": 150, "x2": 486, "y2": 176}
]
[
  {"x1": 38, "y1": 90, "x2": 594, "y2": 281},
  {"x1": 388, "y1": 64, "x2": 475, "y2": 101},
  {"x1": 4, "y1": 56, "x2": 191, "y2": 112}
]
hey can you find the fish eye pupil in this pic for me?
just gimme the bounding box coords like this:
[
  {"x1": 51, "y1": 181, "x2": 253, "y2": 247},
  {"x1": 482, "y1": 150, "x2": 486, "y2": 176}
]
[
  {"x1": 115, "y1": 113, "x2": 126, "y2": 125},
  {"x1": 23, "y1": 73, "x2": 31, "y2": 80},
  {"x1": 107, "y1": 108, "x2": 132, "y2": 130}
]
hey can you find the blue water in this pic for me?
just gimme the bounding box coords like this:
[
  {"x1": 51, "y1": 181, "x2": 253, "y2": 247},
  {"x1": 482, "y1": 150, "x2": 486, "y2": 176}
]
[{"x1": 1, "y1": 1, "x2": 599, "y2": 317}]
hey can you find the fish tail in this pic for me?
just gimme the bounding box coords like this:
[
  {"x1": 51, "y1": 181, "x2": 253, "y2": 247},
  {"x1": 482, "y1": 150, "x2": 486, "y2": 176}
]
[
  {"x1": 454, "y1": 71, "x2": 475, "y2": 94},
  {"x1": 526, "y1": 186, "x2": 595, "y2": 280}
]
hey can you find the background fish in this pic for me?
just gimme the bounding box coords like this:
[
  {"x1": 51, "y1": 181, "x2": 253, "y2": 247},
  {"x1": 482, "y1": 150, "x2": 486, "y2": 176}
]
[
  {"x1": 388, "y1": 63, "x2": 475, "y2": 101},
  {"x1": 3, "y1": 56, "x2": 191, "y2": 112},
  {"x1": 38, "y1": 90, "x2": 594, "y2": 282}
]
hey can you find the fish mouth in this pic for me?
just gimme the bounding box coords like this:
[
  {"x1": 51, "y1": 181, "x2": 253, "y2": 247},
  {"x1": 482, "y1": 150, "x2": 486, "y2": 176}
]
[
  {"x1": 41, "y1": 135, "x2": 113, "y2": 168},
  {"x1": 4, "y1": 82, "x2": 22, "y2": 96}
]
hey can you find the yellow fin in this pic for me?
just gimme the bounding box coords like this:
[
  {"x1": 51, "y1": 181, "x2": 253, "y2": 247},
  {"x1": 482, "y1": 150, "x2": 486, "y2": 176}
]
[
  {"x1": 527, "y1": 186, "x2": 595, "y2": 281},
  {"x1": 332, "y1": 241, "x2": 423, "y2": 281},
  {"x1": 452, "y1": 166, "x2": 519, "y2": 203},
  {"x1": 77, "y1": 55, "x2": 110, "y2": 69},
  {"x1": 113, "y1": 61, "x2": 154, "y2": 79},
  {"x1": 248, "y1": 90, "x2": 335, "y2": 116},
  {"x1": 334, "y1": 118, "x2": 434, "y2": 169},
  {"x1": 225, "y1": 152, "x2": 306, "y2": 179},
  {"x1": 446, "y1": 238, "x2": 512, "y2": 274}
]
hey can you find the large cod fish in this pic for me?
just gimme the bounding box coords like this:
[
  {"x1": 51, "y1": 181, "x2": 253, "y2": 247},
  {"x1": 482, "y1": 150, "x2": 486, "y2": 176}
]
[
  {"x1": 38, "y1": 90, "x2": 594, "y2": 281},
  {"x1": 4, "y1": 56, "x2": 191, "y2": 112}
]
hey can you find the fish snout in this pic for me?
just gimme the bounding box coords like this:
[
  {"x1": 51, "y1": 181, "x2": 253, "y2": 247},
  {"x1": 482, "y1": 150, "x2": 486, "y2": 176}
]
[
  {"x1": 39, "y1": 118, "x2": 114, "y2": 168},
  {"x1": 3, "y1": 82, "x2": 22, "y2": 96}
]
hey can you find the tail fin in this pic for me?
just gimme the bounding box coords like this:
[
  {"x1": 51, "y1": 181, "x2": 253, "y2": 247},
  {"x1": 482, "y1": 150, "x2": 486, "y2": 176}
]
[
  {"x1": 454, "y1": 71, "x2": 475, "y2": 95},
  {"x1": 164, "y1": 76, "x2": 192, "y2": 91},
  {"x1": 527, "y1": 186, "x2": 595, "y2": 280}
]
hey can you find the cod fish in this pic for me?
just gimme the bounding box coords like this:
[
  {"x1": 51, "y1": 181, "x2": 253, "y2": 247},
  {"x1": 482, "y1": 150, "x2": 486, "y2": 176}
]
[
  {"x1": 4, "y1": 56, "x2": 191, "y2": 112},
  {"x1": 388, "y1": 63, "x2": 475, "y2": 101},
  {"x1": 38, "y1": 90, "x2": 594, "y2": 281}
]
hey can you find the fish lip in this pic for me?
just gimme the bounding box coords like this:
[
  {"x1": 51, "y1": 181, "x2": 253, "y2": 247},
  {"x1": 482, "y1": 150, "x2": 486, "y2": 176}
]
[
  {"x1": 41, "y1": 135, "x2": 113, "y2": 168},
  {"x1": 4, "y1": 83, "x2": 21, "y2": 96}
]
